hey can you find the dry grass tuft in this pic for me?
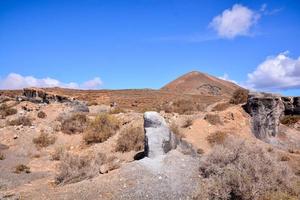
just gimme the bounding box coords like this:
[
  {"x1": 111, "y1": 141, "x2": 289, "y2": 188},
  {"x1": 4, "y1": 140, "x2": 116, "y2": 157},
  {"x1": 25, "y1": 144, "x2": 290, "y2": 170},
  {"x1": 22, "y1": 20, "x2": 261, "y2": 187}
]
[
  {"x1": 14, "y1": 164, "x2": 31, "y2": 174},
  {"x1": 0, "y1": 103, "x2": 17, "y2": 118},
  {"x1": 0, "y1": 152, "x2": 5, "y2": 160},
  {"x1": 51, "y1": 146, "x2": 65, "y2": 161},
  {"x1": 37, "y1": 111, "x2": 47, "y2": 119},
  {"x1": 83, "y1": 114, "x2": 119, "y2": 144},
  {"x1": 281, "y1": 115, "x2": 300, "y2": 126},
  {"x1": 162, "y1": 99, "x2": 204, "y2": 114},
  {"x1": 204, "y1": 113, "x2": 223, "y2": 125},
  {"x1": 109, "y1": 107, "x2": 126, "y2": 114},
  {"x1": 206, "y1": 131, "x2": 228, "y2": 146},
  {"x1": 170, "y1": 123, "x2": 185, "y2": 139},
  {"x1": 33, "y1": 131, "x2": 56, "y2": 148},
  {"x1": 8, "y1": 116, "x2": 32, "y2": 126},
  {"x1": 212, "y1": 102, "x2": 231, "y2": 112},
  {"x1": 115, "y1": 124, "x2": 144, "y2": 152},
  {"x1": 61, "y1": 113, "x2": 88, "y2": 134},
  {"x1": 194, "y1": 137, "x2": 300, "y2": 200},
  {"x1": 182, "y1": 118, "x2": 193, "y2": 128},
  {"x1": 230, "y1": 88, "x2": 249, "y2": 105}
]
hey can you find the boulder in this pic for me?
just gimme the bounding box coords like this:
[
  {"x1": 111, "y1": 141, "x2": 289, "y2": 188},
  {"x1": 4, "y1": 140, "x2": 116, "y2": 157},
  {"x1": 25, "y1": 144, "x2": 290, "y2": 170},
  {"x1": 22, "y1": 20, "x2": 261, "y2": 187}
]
[
  {"x1": 245, "y1": 92, "x2": 285, "y2": 140},
  {"x1": 144, "y1": 112, "x2": 178, "y2": 158},
  {"x1": 21, "y1": 88, "x2": 74, "y2": 104}
]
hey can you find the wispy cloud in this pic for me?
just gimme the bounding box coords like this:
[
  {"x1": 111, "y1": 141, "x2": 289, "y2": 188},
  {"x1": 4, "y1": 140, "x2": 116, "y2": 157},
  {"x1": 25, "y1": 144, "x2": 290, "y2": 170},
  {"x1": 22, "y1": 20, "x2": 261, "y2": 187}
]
[{"x1": 0, "y1": 73, "x2": 103, "y2": 90}]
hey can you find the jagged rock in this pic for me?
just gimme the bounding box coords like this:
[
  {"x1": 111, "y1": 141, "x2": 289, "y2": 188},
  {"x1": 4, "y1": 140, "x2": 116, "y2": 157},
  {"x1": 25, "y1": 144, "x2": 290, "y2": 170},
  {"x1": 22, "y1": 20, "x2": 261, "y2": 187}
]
[
  {"x1": 144, "y1": 112, "x2": 178, "y2": 158},
  {"x1": 21, "y1": 88, "x2": 74, "y2": 104},
  {"x1": 282, "y1": 96, "x2": 300, "y2": 115},
  {"x1": 245, "y1": 92, "x2": 285, "y2": 140}
]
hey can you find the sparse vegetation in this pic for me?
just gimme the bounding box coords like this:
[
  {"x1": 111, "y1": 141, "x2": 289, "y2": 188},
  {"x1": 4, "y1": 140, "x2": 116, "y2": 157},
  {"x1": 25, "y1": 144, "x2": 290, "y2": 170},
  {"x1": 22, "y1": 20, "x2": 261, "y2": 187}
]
[
  {"x1": 83, "y1": 114, "x2": 119, "y2": 144},
  {"x1": 0, "y1": 103, "x2": 17, "y2": 118},
  {"x1": 8, "y1": 116, "x2": 32, "y2": 126},
  {"x1": 281, "y1": 115, "x2": 300, "y2": 126},
  {"x1": 115, "y1": 124, "x2": 144, "y2": 152},
  {"x1": 61, "y1": 113, "x2": 88, "y2": 134},
  {"x1": 195, "y1": 137, "x2": 300, "y2": 200},
  {"x1": 55, "y1": 152, "x2": 107, "y2": 184},
  {"x1": 211, "y1": 102, "x2": 231, "y2": 112},
  {"x1": 206, "y1": 131, "x2": 228, "y2": 146},
  {"x1": 230, "y1": 88, "x2": 249, "y2": 105},
  {"x1": 109, "y1": 107, "x2": 126, "y2": 114},
  {"x1": 14, "y1": 164, "x2": 31, "y2": 174},
  {"x1": 33, "y1": 131, "x2": 56, "y2": 148},
  {"x1": 37, "y1": 111, "x2": 47, "y2": 119},
  {"x1": 162, "y1": 99, "x2": 204, "y2": 114},
  {"x1": 170, "y1": 123, "x2": 185, "y2": 139},
  {"x1": 87, "y1": 101, "x2": 98, "y2": 106},
  {"x1": 51, "y1": 146, "x2": 65, "y2": 161},
  {"x1": 204, "y1": 113, "x2": 223, "y2": 125},
  {"x1": 182, "y1": 118, "x2": 193, "y2": 128}
]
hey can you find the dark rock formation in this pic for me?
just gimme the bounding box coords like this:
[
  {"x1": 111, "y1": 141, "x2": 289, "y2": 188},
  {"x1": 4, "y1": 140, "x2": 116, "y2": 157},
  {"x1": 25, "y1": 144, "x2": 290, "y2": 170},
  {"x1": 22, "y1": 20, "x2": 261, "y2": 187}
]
[
  {"x1": 282, "y1": 96, "x2": 300, "y2": 115},
  {"x1": 245, "y1": 92, "x2": 285, "y2": 140},
  {"x1": 20, "y1": 88, "x2": 74, "y2": 104}
]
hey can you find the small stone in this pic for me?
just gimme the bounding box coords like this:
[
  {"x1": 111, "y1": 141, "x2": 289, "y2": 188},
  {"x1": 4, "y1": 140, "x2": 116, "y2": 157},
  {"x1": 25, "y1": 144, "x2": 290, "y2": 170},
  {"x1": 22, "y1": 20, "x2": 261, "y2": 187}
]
[{"x1": 13, "y1": 135, "x2": 18, "y2": 139}]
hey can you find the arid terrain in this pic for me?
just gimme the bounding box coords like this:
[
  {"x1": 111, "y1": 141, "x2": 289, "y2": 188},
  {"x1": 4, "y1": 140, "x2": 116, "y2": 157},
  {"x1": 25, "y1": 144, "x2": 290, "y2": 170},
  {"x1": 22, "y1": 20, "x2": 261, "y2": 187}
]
[{"x1": 0, "y1": 71, "x2": 300, "y2": 200}]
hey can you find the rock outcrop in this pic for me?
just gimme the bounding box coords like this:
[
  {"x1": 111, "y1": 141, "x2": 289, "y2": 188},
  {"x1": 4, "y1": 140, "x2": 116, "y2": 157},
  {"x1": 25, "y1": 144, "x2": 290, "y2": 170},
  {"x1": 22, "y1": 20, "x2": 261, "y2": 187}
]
[
  {"x1": 20, "y1": 88, "x2": 74, "y2": 104},
  {"x1": 144, "y1": 112, "x2": 178, "y2": 158},
  {"x1": 281, "y1": 96, "x2": 300, "y2": 115},
  {"x1": 245, "y1": 92, "x2": 285, "y2": 140}
]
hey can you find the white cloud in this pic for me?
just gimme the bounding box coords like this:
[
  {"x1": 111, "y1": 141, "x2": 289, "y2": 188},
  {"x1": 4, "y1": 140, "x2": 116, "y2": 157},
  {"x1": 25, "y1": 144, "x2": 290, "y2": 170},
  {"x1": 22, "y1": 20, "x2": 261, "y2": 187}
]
[
  {"x1": 218, "y1": 73, "x2": 238, "y2": 84},
  {"x1": 0, "y1": 73, "x2": 103, "y2": 90},
  {"x1": 247, "y1": 52, "x2": 300, "y2": 90},
  {"x1": 210, "y1": 4, "x2": 260, "y2": 39}
]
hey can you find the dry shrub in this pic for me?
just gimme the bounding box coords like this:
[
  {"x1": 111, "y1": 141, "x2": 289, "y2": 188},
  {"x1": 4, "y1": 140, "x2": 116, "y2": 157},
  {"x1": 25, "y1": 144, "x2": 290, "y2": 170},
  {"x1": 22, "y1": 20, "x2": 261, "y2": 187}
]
[
  {"x1": 0, "y1": 103, "x2": 17, "y2": 118},
  {"x1": 280, "y1": 155, "x2": 290, "y2": 162},
  {"x1": 55, "y1": 152, "x2": 106, "y2": 184},
  {"x1": 195, "y1": 137, "x2": 300, "y2": 200},
  {"x1": 33, "y1": 131, "x2": 56, "y2": 148},
  {"x1": 83, "y1": 114, "x2": 119, "y2": 144},
  {"x1": 115, "y1": 124, "x2": 144, "y2": 152},
  {"x1": 61, "y1": 113, "x2": 88, "y2": 134},
  {"x1": 109, "y1": 107, "x2": 126, "y2": 114},
  {"x1": 204, "y1": 113, "x2": 223, "y2": 125},
  {"x1": 230, "y1": 89, "x2": 249, "y2": 105},
  {"x1": 206, "y1": 131, "x2": 228, "y2": 146},
  {"x1": 212, "y1": 102, "x2": 231, "y2": 112},
  {"x1": 170, "y1": 123, "x2": 185, "y2": 139},
  {"x1": 14, "y1": 164, "x2": 30, "y2": 174},
  {"x1": 51, "y1": 146, "x2": 65, "y2": 161},
  {"x1": 8, "y1": 116, "x2": 32, "y2": 126},
  {"x1": 182, "y1": 118, "x2": 193, "y2": 128},
  {"x1": 37, "y1": 111, "x2": 47, "y2": 119},
  {"x1": 281, "y1": 115, "x2": 300, "y2": 126},
  {"x1": 0, "y1": 152, "x2": 5, "y2": 160},
  {"x1": 162, "y1": 99, "x2": 203, "y2": 114},
  {"x1": 87, "y1": 101, "x2": 98, "y2": 106}
]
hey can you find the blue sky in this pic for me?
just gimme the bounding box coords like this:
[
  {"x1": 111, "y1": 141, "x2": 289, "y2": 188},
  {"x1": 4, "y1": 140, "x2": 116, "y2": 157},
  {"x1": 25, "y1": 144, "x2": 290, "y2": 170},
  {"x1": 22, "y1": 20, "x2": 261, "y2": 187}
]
[{"x1": 0, "y1": 0, "x2": 300, "y2": 95}]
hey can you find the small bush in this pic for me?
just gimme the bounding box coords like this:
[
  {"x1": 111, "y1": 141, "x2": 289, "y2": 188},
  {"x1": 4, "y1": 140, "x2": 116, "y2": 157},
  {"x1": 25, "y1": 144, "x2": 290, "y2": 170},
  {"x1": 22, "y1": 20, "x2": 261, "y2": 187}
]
[
  {"x1": 61, "y1": 113, "x2": 88, "y2": 134},
  {"x1": 33, "y1": 131, "x2": 56, "y2": 148},
  {"x1": 14, "y1": 164, "x2": 30, "y2": 174},
  {"x1": 170, "y1": 123, "x2": 185, "y2": 139},
  {"x1": 182, "y1": 118, "x2": 193, "y2": 128},
  {"x1": 37, "y1": 111, "x2": 47, "y2": 119},
  {"x1": 87, "y1": 101, "x2": 98, "y2": 106},
  {"x1": 0, "y1": 103, "x2": 17, "y2": 118},
  {"x1": 280, "y1": 155, "x2": 290, "y2": 162},
  {"x1": 115, "y1": 124, "x2": 144, "y2": 152},
  {"x1": 281, "y1": 115, "x2": 300, "y2": 126},
  {"x1": 109, "y1": 107, "x2": 126, "y2": 114},
  {"x1": 8, "y1": 116, "x2": 32, "y2": 126},
  {"x1": 206, "y1": 131, "x2": 228, "y2": 146},
  {"x1": 212, "y1": 102, "x2": 231, "y2": 112},
  {"x1": 230, "y1": 89, "x2": 249, "y2": 105},
  {"x1": 195, "y1": 137, "x2": 300, "y2": 200},
  {"x1": 0, "y1": 152, "x2": 5, "y2": 160},
  {"x1": 204, "y1": 113, "x2": 223, "y2": 125},
  {"x1": 51, "y1": 146, "x2": 65, "y2": 161},
  {"x1": 55, "y1": 152, "x2": 106, "y2": 184},
  {"x1": 162, "y1": 99, "x2": 203, "y2": 114},
  {"x1": 83, "y1": 114, "x2": 119, "y2": 144}
]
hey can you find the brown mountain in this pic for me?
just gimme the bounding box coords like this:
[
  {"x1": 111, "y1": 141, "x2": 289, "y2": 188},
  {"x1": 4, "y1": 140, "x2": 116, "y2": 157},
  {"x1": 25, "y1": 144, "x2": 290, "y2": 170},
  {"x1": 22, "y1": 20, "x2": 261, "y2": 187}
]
[{"x1": 161, "y1": 71, "x2": 241, "y2": 97}]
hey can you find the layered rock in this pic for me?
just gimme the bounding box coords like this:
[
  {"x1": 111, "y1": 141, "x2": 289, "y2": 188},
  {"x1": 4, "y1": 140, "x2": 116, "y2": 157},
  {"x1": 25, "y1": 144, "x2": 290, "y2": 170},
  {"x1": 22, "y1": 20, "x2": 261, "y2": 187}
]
[
  {"x1": 20, "y1": 88, "x2": 74, "y2": 104},
  {"x1": 245, "y1": 92, "x2": 285, "y2": 140}
]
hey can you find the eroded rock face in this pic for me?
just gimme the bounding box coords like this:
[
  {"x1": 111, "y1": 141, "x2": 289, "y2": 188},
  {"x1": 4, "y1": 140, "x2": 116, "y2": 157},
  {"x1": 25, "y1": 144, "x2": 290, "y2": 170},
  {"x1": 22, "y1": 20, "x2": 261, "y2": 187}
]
[
  {"x1": 282, "y1": 96, "x2": 300, "y2": 115},
  {"x1": 144, "y1": 112, "x2": 178, "y2": 158},
  {"x1": 21, "y1": 88, "x2": 74, "y2": 104},
  {"x1": 245, "y1": 92, "x2": 285, "y2": 140}
]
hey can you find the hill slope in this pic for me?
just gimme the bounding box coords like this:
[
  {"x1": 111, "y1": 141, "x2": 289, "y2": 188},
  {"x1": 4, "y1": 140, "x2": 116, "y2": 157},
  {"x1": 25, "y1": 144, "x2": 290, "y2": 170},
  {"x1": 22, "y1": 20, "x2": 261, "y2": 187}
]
[{"x1": 161, "y1": 71, "x2": 241, "y2": 97}]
